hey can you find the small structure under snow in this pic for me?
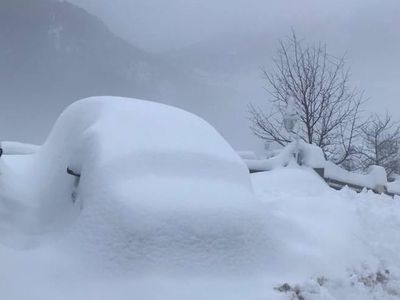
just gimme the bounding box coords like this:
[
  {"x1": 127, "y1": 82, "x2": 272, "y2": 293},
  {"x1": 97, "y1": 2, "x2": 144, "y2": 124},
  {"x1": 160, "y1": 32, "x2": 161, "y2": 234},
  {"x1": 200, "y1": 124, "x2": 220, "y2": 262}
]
[{"x1": 0, "y1": 96, "x2": 269, "y2": 274}]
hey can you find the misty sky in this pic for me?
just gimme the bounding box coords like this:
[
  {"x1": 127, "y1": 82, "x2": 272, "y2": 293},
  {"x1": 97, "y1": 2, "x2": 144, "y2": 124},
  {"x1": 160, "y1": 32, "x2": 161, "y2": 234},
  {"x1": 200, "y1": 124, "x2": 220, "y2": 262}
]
[
  {"x1": 70, "y1": 0, "x2": 400, "y2": 115},
  {"x1": 70, "y1": 0, "x2": 399, "y2": 52},
  {"x1": 2, "y1": 0, "x2": 399, "y2": 152},
  {"x1": 67, "y1": 0, "x2": 400, "y2": 152}
]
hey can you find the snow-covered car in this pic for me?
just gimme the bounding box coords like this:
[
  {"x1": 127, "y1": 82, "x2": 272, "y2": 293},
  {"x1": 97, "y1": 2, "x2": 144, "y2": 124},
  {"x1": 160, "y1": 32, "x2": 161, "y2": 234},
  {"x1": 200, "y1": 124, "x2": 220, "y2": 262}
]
[{"x1": 0, "y1": 96, "x2": 269, "y2": 275}]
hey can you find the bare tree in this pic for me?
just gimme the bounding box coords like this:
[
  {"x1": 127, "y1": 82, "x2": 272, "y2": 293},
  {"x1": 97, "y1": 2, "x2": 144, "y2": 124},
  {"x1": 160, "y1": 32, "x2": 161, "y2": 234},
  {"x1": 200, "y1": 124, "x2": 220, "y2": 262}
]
[
  {"x1": 357, "y1": 114, "x2": 400, "y2": 177},
  {"x1": 249, "y1": 31, "x2": 365, "y2": 164}
]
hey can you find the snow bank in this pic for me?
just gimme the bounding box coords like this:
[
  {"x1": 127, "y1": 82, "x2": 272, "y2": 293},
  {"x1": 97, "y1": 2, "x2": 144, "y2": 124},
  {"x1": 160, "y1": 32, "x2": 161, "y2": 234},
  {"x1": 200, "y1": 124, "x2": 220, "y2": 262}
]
[
  {"x1": 0, "y1": 97, "x2": 270, "y2": 276},
  {"x1": 252, "y1": 168, "x2": 400, "y2": 299},
  {"x1": 387, "y1": 180, "x2": 400, "y2": 195},
  {"x1": 251, "y1": 168, "x2": 371, "y2": 278}
]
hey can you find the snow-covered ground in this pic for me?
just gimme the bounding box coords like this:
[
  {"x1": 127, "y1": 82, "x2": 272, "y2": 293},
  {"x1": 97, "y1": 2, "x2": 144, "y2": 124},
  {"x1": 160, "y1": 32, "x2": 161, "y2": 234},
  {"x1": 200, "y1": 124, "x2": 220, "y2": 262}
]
[
  {"x1": 252, "y1": 167, "x2": 400, "y2": 299},
  {"x1": 1, "y1": 97, "x2": 400, "y2": 299}
]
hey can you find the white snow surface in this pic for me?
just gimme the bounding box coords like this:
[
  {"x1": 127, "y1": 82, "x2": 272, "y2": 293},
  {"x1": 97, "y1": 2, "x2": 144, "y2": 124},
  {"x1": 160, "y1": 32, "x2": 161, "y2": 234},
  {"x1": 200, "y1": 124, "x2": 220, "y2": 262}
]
[
  {"x1": 0, "y1": 141, "x2": 40, "y2": 155},
  {"x1": 243, "y1": 141, "x2": 327, "y2": 172},
  {"x1": 0, "y1": 97, "x2": 269, "y2": 273},
  {"x1": 324, "y1": 162, "x2": 388, "y2": 190},
  {"x1": 251, "y1": 168, "x2": 400, "y2": 300},
  {"x1": 237, "y1": 150, "x2": 258, "y2": 160},
  {"x1": 1, "y1": 97, "x2": 400, "y2": 299}
]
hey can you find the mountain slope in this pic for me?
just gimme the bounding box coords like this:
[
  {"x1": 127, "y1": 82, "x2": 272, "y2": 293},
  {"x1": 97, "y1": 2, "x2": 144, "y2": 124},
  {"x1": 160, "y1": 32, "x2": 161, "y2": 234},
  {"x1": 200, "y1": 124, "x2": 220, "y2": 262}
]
[
  {"x1": 0, "y1": 0, "x2": 261, "y2": 152},
  {"x1": 0, "y1": 0, "x2": 165, "y2": 98},
  {"x1": 0, "y1": 0, "x2": 193, "y2": 143}
]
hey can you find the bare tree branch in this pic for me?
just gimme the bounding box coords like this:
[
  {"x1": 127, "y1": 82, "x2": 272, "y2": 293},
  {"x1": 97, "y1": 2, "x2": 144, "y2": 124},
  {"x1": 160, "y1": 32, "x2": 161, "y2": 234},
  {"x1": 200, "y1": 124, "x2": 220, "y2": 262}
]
[
  {"x1": 249, "y1": 30, "x2": 366, "y2": 165},
  {"x1": 357, "y1": 113, "x2": 400, "y2": 176}
]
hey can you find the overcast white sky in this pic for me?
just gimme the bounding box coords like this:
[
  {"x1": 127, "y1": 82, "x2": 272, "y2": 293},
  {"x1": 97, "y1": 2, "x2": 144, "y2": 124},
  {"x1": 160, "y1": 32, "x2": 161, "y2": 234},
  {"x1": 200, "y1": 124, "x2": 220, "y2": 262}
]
[
  {"x1": 70, "y1": 0, "x2": 400, "y2": 107},
  {"x1": 67, "y1": 0, "x2": 400, "y2": 151},
  {"x1": 70, "y1": 0, "x2": 398, "y2": 50}
]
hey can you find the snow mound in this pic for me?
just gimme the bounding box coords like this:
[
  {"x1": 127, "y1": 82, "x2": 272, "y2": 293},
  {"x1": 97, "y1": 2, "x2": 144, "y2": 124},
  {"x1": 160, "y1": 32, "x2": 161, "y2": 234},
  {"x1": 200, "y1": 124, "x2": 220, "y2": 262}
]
[
  {"x1": 0, "y1": 97, "x2": 270, "y2": 275},
  {"x1": 252, "y1": 167, "x2": 400, "y2": 299}
]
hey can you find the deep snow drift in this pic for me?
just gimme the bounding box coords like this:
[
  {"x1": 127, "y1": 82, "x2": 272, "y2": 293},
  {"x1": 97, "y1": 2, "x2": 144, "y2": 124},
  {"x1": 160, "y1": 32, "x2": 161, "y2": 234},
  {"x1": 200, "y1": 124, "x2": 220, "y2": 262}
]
[
  {"x1": 252, "y1": 168, "x2": 400, "y2": 299},
  {"x1": 1, "y1": 97, "x2": 400, "y2": 299}
]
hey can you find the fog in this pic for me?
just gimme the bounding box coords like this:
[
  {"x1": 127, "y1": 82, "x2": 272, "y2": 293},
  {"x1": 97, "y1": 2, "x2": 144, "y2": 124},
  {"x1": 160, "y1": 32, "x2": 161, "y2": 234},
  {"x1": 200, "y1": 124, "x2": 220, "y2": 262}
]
[
  {"x1": 1, "y1": 0, "x2": 399, "y2": 153},
  {"x1": 69, "y1": 0, "x2": 399, "y2": 52},
  {"x1": 70, "y1": 0, "x2": 400, "y2": 113}
]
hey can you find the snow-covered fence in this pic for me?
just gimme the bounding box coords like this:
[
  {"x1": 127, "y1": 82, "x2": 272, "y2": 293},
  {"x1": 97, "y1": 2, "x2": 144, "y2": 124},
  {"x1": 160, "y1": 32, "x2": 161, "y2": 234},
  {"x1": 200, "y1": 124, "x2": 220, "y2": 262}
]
[
  {"x1": 243, "y1": 142, "x2": 400, "y2": 197},
  {"x1": 242, "y1": 143, "x2": 300, "y2": 173},
  {"x1": 314, "y1": 165, "x2": 389, "y2": 195}
]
